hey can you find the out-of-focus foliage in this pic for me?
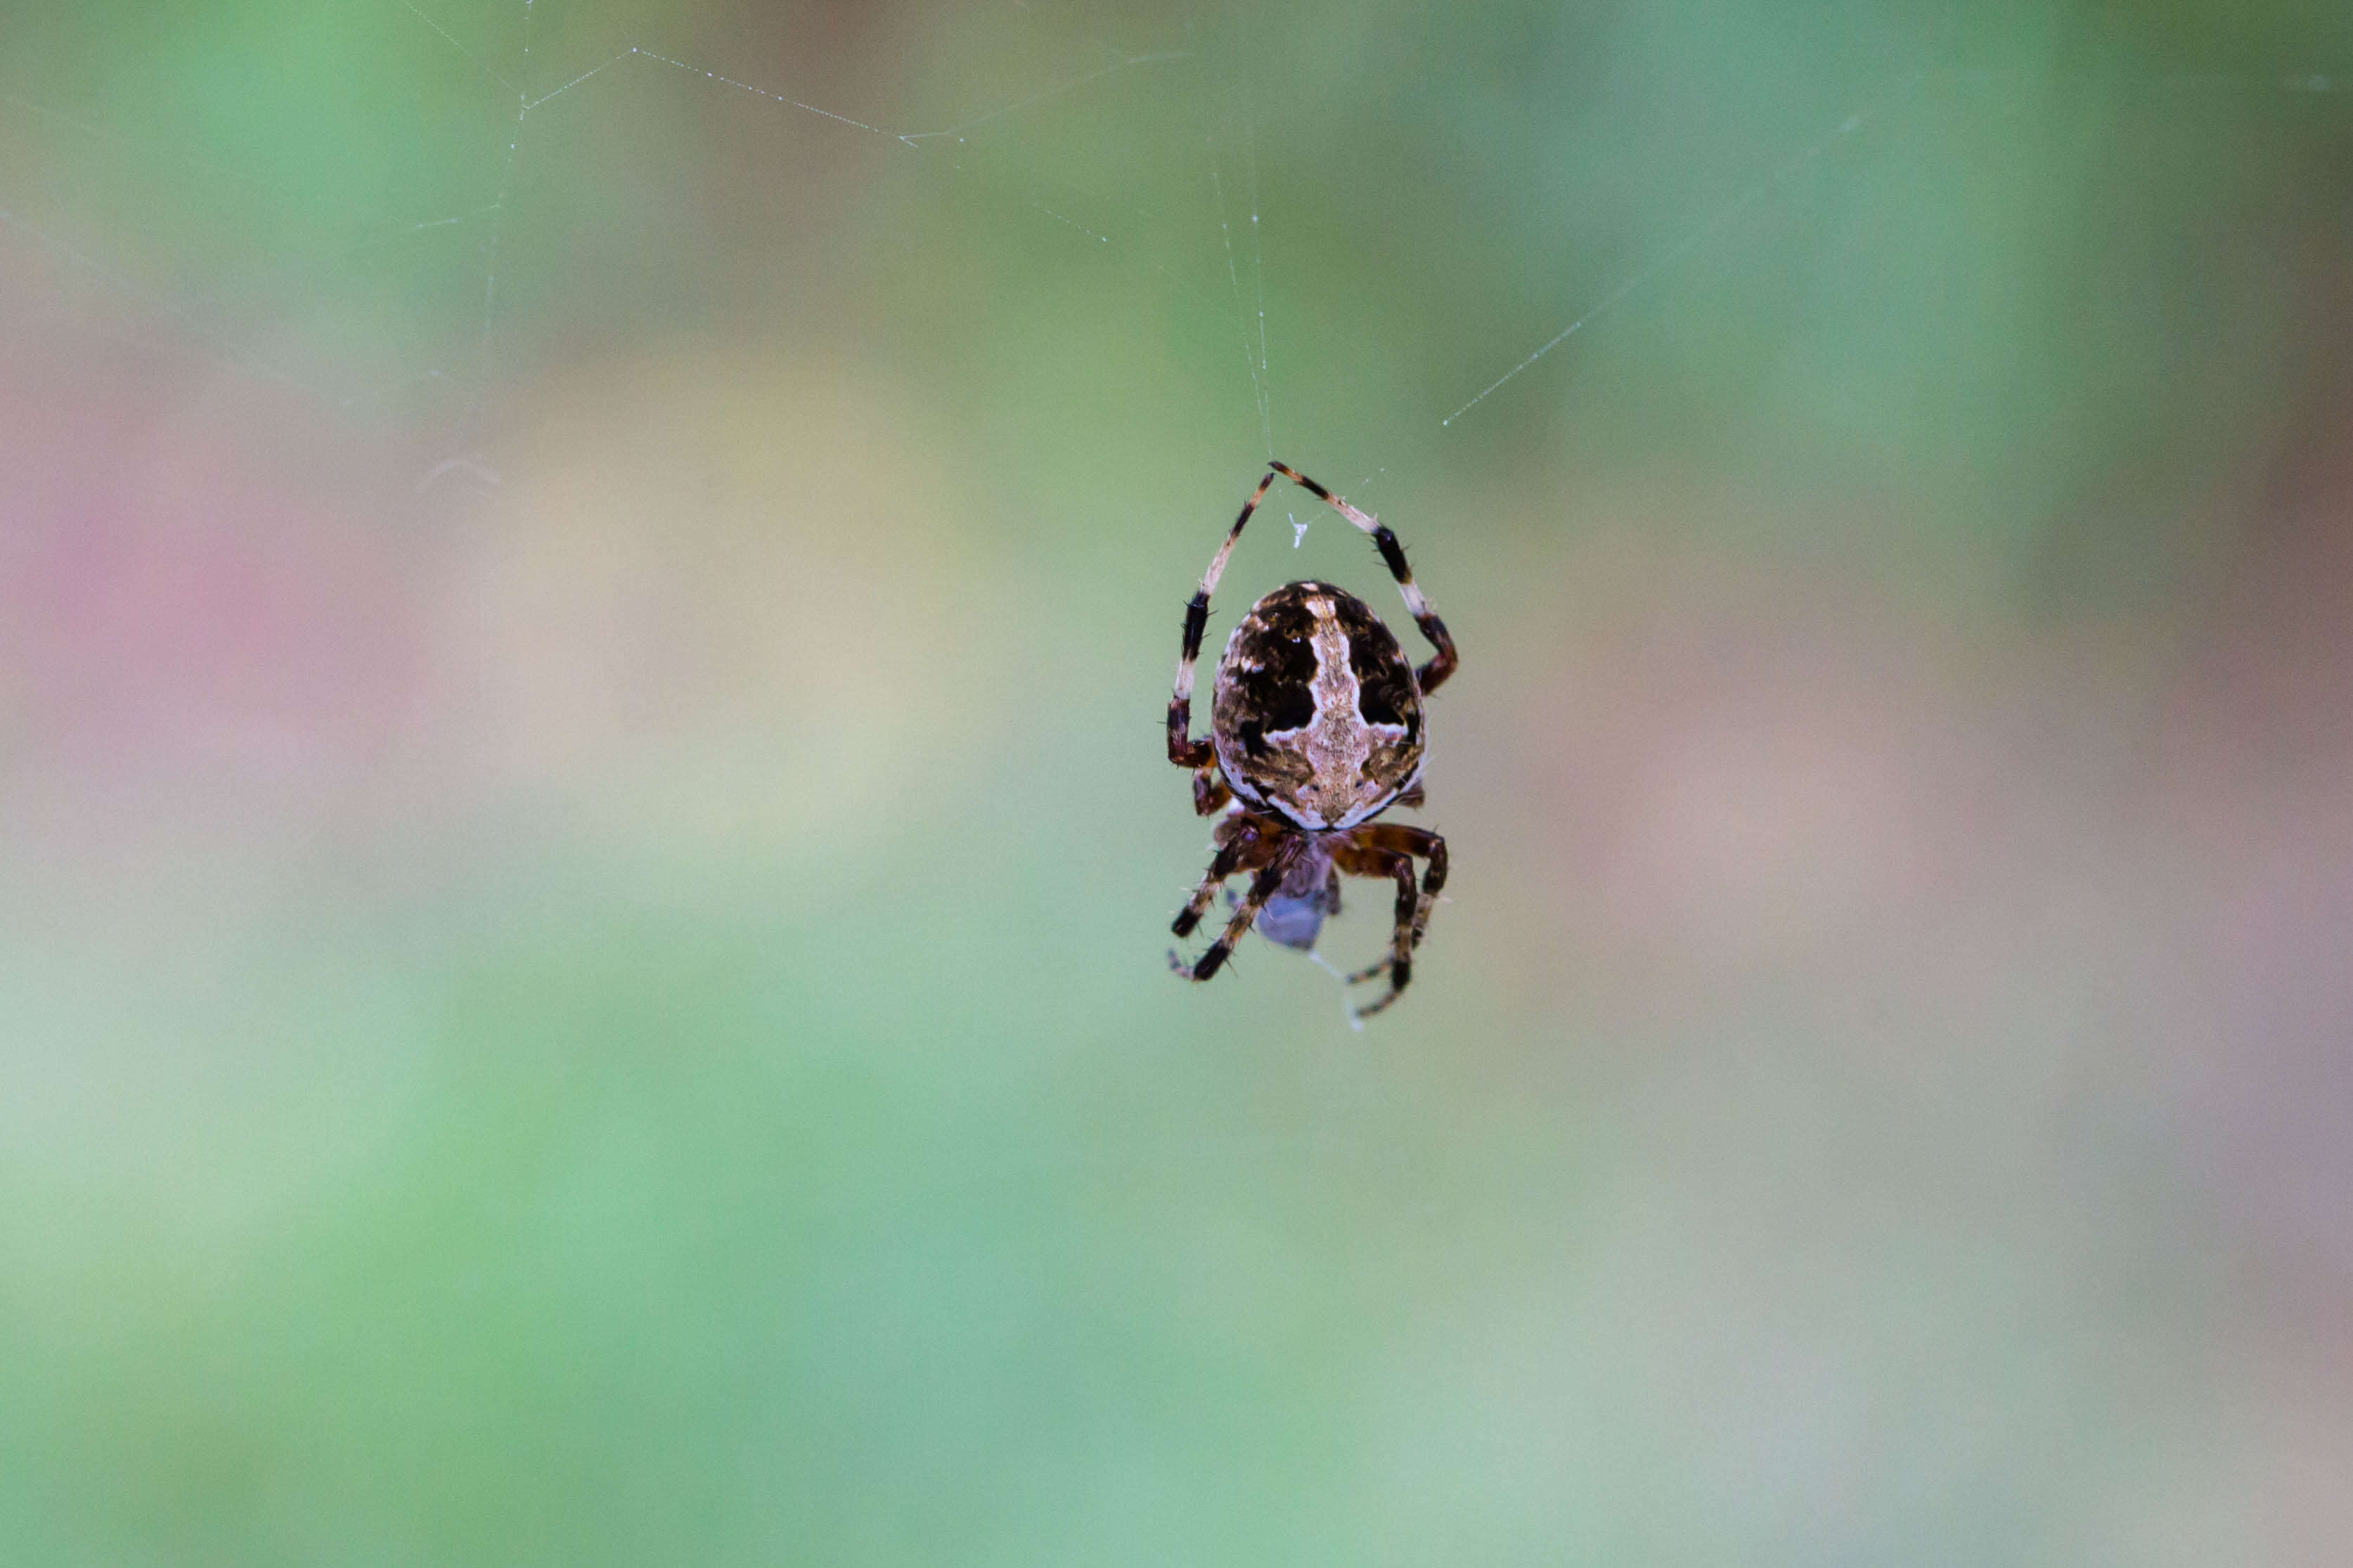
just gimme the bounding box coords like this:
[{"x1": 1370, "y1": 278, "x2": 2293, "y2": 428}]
[{"x1": 4, "y1": 1, "x2": 2352, "y2": 1562}]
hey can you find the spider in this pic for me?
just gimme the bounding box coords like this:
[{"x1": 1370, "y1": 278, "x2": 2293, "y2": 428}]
[{"x1": 1165, "y1": 462, "x2": 1457, "y2": 1019}]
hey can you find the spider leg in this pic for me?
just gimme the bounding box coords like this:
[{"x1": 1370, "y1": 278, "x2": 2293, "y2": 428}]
[
  {"x1": 1171, "y1": 820, "x2": 1281, "y2": 940},
  {"x1": 1168, "y1": 467, "x2": 1282, "y2": 769},
  {"x1": 1330, "y1": 843, "x2": 1419, "y2": 1018},
  {"x1": 1266, "y1": 462, "x2": 1458, "y2": 695},
  {"x1": 1193, "y1": 765, "x2": 1232, "y2": 817},
  {"x1": 1171, "y1": 837, "x2": 1301, "y2": 983},
  {"x1": 1345, "y1": 822, "x2": 1448, "y2": 950}
]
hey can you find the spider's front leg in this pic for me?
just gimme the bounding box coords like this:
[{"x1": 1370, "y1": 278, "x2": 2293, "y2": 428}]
[
  {"x1": 1329, "y1": 824, "x2": 1448, "y2": 1016},
  {"x1": 1344, "y1": 822, "x2": 1448, "y2": 951},
  {"x1": 1171, "y1": 817, "x2": 1277, "y2": 940},
  {"x1": 1170, "y1": 836, "x2": 1300, "y2": 983},
  {"x1": 1332, "y1": 843, "x2": 1420, "y2": 1019}
]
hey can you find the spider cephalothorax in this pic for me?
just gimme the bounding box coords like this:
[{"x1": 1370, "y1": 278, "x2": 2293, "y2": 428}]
[{"x1": 1165, "y1": 462, "x2": 1456, "y2": 1018}]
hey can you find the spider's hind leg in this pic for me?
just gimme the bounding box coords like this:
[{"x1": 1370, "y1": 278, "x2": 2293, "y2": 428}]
[
  {"x1": 1168, "y1": 468, "x2": 1282, "y2": 770},
  {"x1": 1266, "y1": 462, "x2": 1459, "y2": 695}
]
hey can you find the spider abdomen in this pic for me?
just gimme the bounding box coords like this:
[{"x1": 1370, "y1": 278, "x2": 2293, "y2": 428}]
[{"x1": 1210, "y1": 580, "x2": 1424, "y2": 830}]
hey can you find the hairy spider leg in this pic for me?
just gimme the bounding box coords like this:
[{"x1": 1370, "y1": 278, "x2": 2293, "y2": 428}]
[
  {"x1": 1264, "y1": 462, "x2": 1459, "y2": 695},
  {"x1": 1167, "y1": 469, "x2": 1281, "y2": 770},
  {"x1": 1341, "y1": 822, "x2": 1449, "y2": 954},
  {"x1": 1170, "y1": 815, "x2": 1284, "y2": 940},
  {"x1": 1330, "y1": 841, "x2": 1421, "y2": 1018},
  {"x1": 1171, "y1": 837, "x2": 1302, "y2": 983},
  {"x1": 1192, "y1": 765, "x2": 1232, "y2": 818}
]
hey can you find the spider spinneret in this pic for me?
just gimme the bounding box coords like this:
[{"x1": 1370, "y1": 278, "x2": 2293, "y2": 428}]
[{"x1": 1163, "y1": 462, "x2": 1457, "y2": 1019}]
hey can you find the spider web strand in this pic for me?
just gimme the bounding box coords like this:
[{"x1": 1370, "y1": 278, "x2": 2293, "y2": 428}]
[
  {"x1": 1440, "y1": 80, "x2": 1914, "y2": 429},
  {"x1": 526, "y1": 53, "x2": 631, "y2": 112},
  {"x1": 633, "y1": 47, "x2": 890, "y2": 135},
  {"x1": 1210, "y1": 136, "x2": 1270, "y2": 458},
  {"x1": 397, "y1": 0, "x2": 520, "y2": 96}
]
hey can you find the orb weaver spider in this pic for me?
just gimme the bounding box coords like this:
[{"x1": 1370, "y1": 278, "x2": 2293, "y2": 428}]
[{"x1": 1165, "y1": 462, "x2": 1456, "y2": 1019}]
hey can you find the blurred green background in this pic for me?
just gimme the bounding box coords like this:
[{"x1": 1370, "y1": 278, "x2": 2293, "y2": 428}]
[{"x1": 6, "y1": 0, "x2": 2353, "y2": 1562}]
